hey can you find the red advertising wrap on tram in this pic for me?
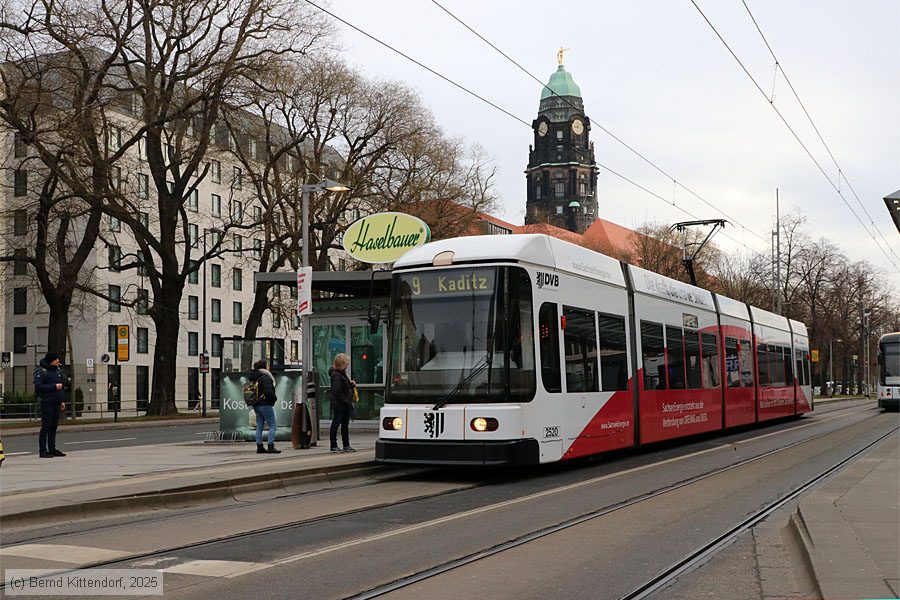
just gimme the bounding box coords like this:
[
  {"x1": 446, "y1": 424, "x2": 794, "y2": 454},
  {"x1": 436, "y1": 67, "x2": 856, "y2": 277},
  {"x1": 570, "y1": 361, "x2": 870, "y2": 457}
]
[{"x1": 376, "y1": 234, "x2": 813, "y2": 466}]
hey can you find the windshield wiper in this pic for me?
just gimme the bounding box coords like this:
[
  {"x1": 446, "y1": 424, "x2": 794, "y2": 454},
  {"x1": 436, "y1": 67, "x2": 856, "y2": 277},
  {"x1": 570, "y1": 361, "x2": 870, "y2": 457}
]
[{"x1": 431, "y1": 355, "x2": 490, "y2": 411}]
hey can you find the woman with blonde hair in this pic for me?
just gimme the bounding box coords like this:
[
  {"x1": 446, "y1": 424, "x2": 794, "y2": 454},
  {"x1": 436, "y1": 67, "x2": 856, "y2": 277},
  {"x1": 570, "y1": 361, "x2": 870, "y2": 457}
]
[{"x1": 329, "y1": 353, "x2": 356, "y2": 452}]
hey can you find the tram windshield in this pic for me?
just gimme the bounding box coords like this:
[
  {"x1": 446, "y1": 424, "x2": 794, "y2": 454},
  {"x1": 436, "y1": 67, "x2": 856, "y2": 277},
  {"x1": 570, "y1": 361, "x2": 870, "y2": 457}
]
[
  {"x1": 387, "y1": 266, "x2": 536, "y2": 403},
  {"x1": 879, "y1": 338, "x2": 900, "y2": 385}
]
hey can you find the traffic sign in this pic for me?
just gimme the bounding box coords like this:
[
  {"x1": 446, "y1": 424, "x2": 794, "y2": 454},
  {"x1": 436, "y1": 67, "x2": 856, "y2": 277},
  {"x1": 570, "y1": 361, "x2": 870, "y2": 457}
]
[
  {"x1": 86, "y1": 358, "x2": 95, "y2": 368},
  {"x1": 296, "y1": 267, "x2": 313, "y2": 317},
  {"x1": 199, "y1": 352, "x2": 209, "y2": 374},
  {"x1": 1, "y1": 351, "x2": 11, "y2": 369},
  {"x1": 810, "y1": 350, "x2": 819, "y2": 363},
  {"x1": 117, "y1": 325, "x2": 130, "y2": 362}
]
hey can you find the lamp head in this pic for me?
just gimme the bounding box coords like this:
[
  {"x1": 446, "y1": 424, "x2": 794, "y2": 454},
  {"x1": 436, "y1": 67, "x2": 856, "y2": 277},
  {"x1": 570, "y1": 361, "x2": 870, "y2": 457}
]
[{"x1": 324, "y1": 179, "x2": 350, "y2": 193}]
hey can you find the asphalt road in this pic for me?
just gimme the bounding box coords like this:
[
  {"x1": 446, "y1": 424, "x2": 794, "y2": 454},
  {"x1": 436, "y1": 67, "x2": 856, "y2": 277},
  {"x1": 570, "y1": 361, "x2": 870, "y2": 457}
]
[
  {"x1": 0, "y1": 422, "x2": 214, "y2": 454},
  {"x1": 5, "y1": 399, "x2": 889, "y2": 600}
]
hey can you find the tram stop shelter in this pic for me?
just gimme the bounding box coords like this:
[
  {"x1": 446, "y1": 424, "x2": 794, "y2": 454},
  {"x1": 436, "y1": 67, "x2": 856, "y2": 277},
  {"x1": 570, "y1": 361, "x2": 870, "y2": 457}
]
[{"x1": 254, "y1": 270, "x2": 392, "y2": 429}]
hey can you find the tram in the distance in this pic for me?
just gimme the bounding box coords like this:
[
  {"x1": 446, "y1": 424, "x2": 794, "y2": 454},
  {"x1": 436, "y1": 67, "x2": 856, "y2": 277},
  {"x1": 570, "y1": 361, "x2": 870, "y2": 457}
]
[
  {"x1": 876, "y1": 332, "x2": 900, "y2": 410},
  {"x1": 376, "y1": 234, "x2": 812, "y2": 466}
]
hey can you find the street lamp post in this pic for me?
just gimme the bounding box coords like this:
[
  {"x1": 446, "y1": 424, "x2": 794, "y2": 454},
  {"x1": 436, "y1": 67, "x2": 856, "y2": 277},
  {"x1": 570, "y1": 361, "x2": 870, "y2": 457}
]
[
  {"x1": 829, "y1": 337, "x2": 842, "y2": 396},
  {"x1": 201, "y1": 227, "x2": 223, "y2": 418},
  {"x1": 299, "y1": 178, "x2": 349, "y2": 442},
  {"x1": 863, "y1": 310, "x2": 871, "y2": 398}
]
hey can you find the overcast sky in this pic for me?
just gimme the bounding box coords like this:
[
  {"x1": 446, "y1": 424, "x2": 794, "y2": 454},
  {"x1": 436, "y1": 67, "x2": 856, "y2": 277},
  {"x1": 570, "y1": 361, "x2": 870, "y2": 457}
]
[{"x1": 323, "y1": 0, "x2": 899, "y2": 288}]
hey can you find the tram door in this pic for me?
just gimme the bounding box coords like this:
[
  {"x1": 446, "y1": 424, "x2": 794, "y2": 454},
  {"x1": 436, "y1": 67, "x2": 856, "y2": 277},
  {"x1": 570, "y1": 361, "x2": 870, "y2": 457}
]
[{"x1": 560, "y1": 305, "x2": 601, "y2": 441}]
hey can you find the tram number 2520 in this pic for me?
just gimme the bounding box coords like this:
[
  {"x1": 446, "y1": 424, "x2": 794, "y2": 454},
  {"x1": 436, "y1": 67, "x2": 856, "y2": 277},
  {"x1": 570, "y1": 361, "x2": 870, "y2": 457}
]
[{"x1": 544, "y1": 426, "x2": 560, "y2": 438}]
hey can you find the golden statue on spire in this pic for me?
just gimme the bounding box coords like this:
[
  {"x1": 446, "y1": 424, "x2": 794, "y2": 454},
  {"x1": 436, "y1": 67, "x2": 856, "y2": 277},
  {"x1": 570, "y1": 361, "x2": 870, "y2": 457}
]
[{"x1": 557, "y1": 46, "x2": 567, "y2": 66}]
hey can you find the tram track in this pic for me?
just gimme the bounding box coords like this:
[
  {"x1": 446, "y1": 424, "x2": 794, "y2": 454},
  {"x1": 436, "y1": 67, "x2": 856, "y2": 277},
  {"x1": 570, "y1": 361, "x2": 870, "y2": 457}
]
[
  {"x1": 0, "y1": 402, "x2": 881, "y2": 595},
  {"x1": 345, "y1": 406, "x2": 888, "y2": 600}
]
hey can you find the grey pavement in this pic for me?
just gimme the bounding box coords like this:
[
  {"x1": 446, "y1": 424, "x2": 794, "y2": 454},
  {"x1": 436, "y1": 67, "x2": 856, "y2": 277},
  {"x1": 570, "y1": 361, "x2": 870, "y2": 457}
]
[
  {"x1": 791, "y1": 428, "x2": 899, "y2": 599},
  {"x1": 0, "y1": 431, "x2": 381, "y2": 527}
]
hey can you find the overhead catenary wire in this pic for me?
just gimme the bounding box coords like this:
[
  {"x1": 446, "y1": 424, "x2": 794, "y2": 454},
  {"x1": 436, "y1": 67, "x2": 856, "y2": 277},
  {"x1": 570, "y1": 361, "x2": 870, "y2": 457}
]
[
  {"x1": 690, "y1": 0, "x2": 899, "y2": 272},
  {"x1": 304, "y1": 0, "x2": 766, "y2": 259},
  {"x1": 429, "y1": 0, "x2": 771, "y2": 249},
  {"x1": 739, "y1": 0, "x2": 900, "y2": 266}
]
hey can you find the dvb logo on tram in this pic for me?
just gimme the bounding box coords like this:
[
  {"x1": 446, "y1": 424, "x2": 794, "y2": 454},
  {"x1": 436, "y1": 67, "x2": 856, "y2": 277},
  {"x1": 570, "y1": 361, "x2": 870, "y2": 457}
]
[{"x1": 536, "y1": 271, "x2": 559, "y2": 289}]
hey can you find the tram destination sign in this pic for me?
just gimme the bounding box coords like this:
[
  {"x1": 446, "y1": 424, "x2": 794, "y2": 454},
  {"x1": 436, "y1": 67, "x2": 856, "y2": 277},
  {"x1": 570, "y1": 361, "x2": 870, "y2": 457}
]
[
  {"x1": 343, "y1": 212, "x2": 431, "y2": 264},
  {"x1": 403, "y1": 268, "x2": 496, "y2": 298}
]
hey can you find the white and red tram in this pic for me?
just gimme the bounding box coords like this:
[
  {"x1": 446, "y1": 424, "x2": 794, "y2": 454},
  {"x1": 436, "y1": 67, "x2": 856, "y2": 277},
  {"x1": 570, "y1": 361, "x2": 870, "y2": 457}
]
[{"x1": 376, "y1": 234, "x2": 813, "y2": 466}]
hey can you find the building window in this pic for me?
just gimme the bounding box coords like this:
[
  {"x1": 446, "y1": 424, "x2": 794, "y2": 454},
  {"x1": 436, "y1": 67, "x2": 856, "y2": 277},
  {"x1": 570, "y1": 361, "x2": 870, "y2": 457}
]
[
  {"x1": 139, "y1": 212, "x2": 149, "y2": 230},
  {"x1": 112, "y1": 165, "x2": 123, "y2": 191},
  {"x1": 555, "y1": 205, "x2": 563, "y2": 215},
  {"x1": 211, "y1": 333, "x2": 222, "y2": 357},
  {"x1": 211, "y1": 194, "x2": 221, "y2": 217},
  {"x1": 211, "y1": 264, "x2": 221, "y2": 288},
  {"x1": 535, "y1": 185, "x2": 541, "y2": 200},
  {"x1": 13, "y1": 287, "x2": 27, "y2": 314},
  {"x1": 108, "y1": 285, "x2": 121, "y2": 312},
  {"x1": 136, "y1": 365, "x2": 149, "y2": 408},
  {"x1": 107, "y1": 325, "x2": 117, "y2": 352},
  {"x1": 131, "y1": 93, "x2": 143, "y2": 116},
  {"x1": 554, "y1": 181, "x2": 565, "y2": 198},
  {"x1": 272, "y1": 311, "x2": 281, "y2": 328},
  {"x1": 109, "y1": 215, "x2": 121, "y2": 232},
  {"x1": 13, "y1": 248, "x2": 27, "y2": 275},
  {"x1": 232, "y1": 268, "x2": 242, "y2": 291},
  {"x1": 253, "y1": 238, "x2": 262, "y2": 259},
  {"x1": 231, "y1": 200, "x2": 242, "y2": 223},
  {"x1": 137, "y1": 251, "x2": 148, "y2": 276},
  {"x1": 188, "y1": 295, "x2": 199, "y2": 320},
  {"x1": 137, "y1": 327, "x2": 149, "y2": 354},
  {"x1": 13, "y1": 327, "x2": 27, "y2": 354},
  {"x1": 233, "y1": 301, "x2": 242, "y2": 324},
  {"x1": 249, "y1": 138, "x2": 258, "y2": 159},
  {"x1": 579, "y1": 182, "x2": 587, "y2": 196},
  {"x1": 188, "y1": 331, "x2": 199, "y2": 356},
  {"x1": 188, "y1": 188, "x2": 198, "y2": 212},
  {"x1": 14, "y1": 209, "x2": 27, "y2": 235},
  {"x1": 232, "y1": 233, "x2": 242, "y2": 256},
  {"x1": 253, "y1": 205, "x2": 262, "y2": 223},
  {"x1": 14, "y1": 170, "x2": 27, "y2": 196},
  {"x1": 108, "y1": 245, "x2": 121, "y2": 272},
  {"x1": 211, "y1": 159, "x2": 221, "y2": 183},
  {"x1": 232, "y1": 166, "x2": 242, "y2": 189},
  {"x1": 188, "y1": 260, "x2": 198, "y2": 284},
  {"x1": 14, "y1": 132, "x2": 27, "y2": 157},
  {"x1": 211, "y1": 299, "x2": 221, "y2": 323},
  {"x1": 137, "y1": 289, "x2": 149, "y2": 315},
  {"x1": 189, "y1": 224, "x2": 199, "y2": 248}
]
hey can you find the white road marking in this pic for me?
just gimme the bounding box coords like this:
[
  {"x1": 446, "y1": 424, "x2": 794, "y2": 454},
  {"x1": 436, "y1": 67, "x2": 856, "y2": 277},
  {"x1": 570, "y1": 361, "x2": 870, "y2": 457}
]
[
  {"x1": 0, "y1": 544, "x2": 131, "y2": 563},
  {"x1": 266, "y1": 405, "x2": 876, "y2": 568},
  {"x1": 64, "y1": 437, "x2": 138, "y2": 445},
  {"x1": 4, "y1": 451, "x2": 32, "y2": 456},
  {"x1": 162, "y1": 559, "x2": 269, "y2": 578},
  {"x1": 735, "y1": 406, "x2": 873, "y2": 444}
]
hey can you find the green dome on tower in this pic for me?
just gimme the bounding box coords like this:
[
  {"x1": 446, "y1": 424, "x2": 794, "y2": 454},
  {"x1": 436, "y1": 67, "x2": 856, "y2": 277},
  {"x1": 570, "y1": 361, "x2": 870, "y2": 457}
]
[{"x1": 540, "y1": 64, "x2": 582, "y2": 100}]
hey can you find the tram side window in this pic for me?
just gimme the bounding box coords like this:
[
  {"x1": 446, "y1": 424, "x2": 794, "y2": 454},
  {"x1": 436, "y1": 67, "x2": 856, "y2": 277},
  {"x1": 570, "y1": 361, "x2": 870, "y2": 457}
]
[
  {"x1": 795, "y1": 349, "x2": 804, "y2": 386},
  {"x1": 701, "y1": 332, "x2": 720, "y2": 388},
  {"x1": 725, "y1": 337, "x2": 741, "y2": 388},
  {"x1": 641, "y1": 321, "x2": 666, "y2": 391},
  {"x1": 739, "y1": 338, "x2": 754, "y2": 387},
  {"x1": 804, "y1": 352, "x2": 811, "y2": 386},
  {"x1": 538, "y1": 303, "x2": 562, "y2": 393},
  {"x1": 598, "y1": 314, "x2": 628, "y2": 391},
  {"x1": 757, "y1": 342, "x2": 770, "y2": 387},
  {"x1": 769, "y1": 345, "x2": 786, "y2": 387},
  {"x1": 783, "y1": 347, "x2": 794, "y2": 385},
  {"x1": 666, "y1": 326, "x2": 685, "y2": 389},
  {"x1": 684, "y1": 329, "x2": 702, "y2": 389},
  {"x1": 563, "y1": 306, "x2": 599, "y2": 393}
]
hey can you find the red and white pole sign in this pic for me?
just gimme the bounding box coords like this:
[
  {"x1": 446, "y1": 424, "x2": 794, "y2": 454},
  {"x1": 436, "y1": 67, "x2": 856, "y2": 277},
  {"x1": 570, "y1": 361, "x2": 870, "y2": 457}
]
[{"x1": 296, "y1": 267, "x2": 313, "y2": 317}]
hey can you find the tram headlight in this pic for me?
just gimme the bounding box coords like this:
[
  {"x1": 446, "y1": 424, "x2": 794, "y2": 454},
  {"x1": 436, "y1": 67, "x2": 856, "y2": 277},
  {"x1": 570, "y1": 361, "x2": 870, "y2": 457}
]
[
  {"x1": 470, "y1": 417, "x2": 499, "y2": 432},
  {"x1": 382, "y1": 416, "x2": 403, "y2": 431}
]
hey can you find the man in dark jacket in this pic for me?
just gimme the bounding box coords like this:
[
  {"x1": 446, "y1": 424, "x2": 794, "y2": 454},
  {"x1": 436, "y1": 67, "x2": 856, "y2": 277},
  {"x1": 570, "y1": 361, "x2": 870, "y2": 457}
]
[{"x1": 34, "y1": 352, "x2": 67, "y2": 458}]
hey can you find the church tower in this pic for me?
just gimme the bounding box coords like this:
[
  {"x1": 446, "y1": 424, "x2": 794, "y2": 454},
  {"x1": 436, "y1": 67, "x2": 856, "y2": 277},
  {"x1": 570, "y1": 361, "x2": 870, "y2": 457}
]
[{"x1": 525, "y1": 50, "x2": 598, "y2": 234}]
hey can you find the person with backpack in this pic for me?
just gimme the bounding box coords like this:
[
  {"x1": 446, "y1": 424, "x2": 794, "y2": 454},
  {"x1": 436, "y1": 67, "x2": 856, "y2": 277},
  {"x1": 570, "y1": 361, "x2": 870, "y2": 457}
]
[
  {"x1": 34, "y1": 352, "x2": 67, "y2": 458},
  {"x1": 247, "y1": 360, "x2": 280, "y2": 454},
  {"x1": 329, "y1": 353, "x2": 356, "y2": 452}
]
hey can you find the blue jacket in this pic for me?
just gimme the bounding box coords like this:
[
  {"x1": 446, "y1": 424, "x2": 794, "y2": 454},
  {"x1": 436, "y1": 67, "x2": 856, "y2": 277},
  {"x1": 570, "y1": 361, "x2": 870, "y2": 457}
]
[{"x1": 34, "y1": 360, "x2": 66, "y2": 405}]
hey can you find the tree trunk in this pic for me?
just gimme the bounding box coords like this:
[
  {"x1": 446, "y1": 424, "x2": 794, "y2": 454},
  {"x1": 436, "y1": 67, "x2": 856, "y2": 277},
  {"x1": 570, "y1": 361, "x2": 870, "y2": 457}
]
[
  {"x1": 45, "y1": 293, "x2": 71, "y2": 360},
  {"x1": 243, "y1": 282, "x2": 271, "y2": 342},
  {"x1": 147, "y1": 289, "x2": 182, "y2": 416}
]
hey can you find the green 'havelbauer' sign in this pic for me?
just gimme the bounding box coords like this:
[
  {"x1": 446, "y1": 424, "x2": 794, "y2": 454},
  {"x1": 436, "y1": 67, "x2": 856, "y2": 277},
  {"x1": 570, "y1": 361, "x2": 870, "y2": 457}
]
[{"x1": 343, "y1": 212, "x2": 431, "y2": 264}]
